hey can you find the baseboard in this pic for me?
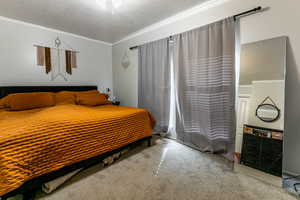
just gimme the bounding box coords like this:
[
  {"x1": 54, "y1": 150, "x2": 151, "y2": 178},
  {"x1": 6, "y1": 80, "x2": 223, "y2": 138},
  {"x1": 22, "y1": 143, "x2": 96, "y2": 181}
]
[{"x1": 283, "y1": 170, "x2": 300, "y2": 177}]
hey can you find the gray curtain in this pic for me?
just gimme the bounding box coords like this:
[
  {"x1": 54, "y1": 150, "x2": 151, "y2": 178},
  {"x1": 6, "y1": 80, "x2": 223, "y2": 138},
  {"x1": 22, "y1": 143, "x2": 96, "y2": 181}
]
[
  {"x1": 138, "y1": 38, "x2": 170, "y2": 133},
  {"x1": 173, "y1": 18, "x2": 236, "y2": 160}
]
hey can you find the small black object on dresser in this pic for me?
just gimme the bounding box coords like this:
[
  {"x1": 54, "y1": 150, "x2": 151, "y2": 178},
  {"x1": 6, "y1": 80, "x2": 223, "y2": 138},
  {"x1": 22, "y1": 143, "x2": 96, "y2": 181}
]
[
  {"x1": 112, "y1": 101, "x2": 120, "y2": 106},
  {"x1": 240, "y1": 124, "x2": 283, "y2": 177}
]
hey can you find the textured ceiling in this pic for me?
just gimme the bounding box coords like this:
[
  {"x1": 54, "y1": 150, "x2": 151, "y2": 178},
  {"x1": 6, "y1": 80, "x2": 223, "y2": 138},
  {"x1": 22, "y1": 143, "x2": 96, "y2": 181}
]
[{"x1": 0, "y1": 0, "x2": 209, "y2": 43}]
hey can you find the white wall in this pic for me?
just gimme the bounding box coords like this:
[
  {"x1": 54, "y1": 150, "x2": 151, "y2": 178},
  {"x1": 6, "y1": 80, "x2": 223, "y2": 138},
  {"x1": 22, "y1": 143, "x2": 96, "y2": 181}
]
[
  {"x1": 112, "y1": 0, "x2": 300, "y2": 175},
  {"x1": 240, "y1": 37, "x2": 286, "y2": 85},
  {"x1": 0, "y1": 17, "x2": 113, "y2": 91}
]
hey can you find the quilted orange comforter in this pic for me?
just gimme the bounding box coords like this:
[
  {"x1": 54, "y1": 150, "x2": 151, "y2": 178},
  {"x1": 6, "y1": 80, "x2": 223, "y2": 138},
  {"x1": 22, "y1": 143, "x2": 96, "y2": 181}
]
[{"x1": 0, "y1": 105, "x2": 155, "y2": 195}]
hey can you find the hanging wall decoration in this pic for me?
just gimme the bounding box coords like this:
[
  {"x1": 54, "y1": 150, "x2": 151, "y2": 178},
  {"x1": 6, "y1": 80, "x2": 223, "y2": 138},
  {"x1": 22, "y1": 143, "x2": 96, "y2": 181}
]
[
  {"x1": 34, "y1": 37, "x2": 79, "y2": 81},
  {"x1": 121, "y1": 51, "x2": 130, "y2": 69},
  {"x1": 255, "y1": 96, "x2": 281, "y2": 123}
]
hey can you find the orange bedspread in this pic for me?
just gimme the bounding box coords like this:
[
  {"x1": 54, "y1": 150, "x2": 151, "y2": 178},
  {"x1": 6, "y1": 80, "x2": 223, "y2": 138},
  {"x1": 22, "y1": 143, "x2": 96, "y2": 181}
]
[{"x1": 0, "y1": 105, "x2": 155, "y2": 195}]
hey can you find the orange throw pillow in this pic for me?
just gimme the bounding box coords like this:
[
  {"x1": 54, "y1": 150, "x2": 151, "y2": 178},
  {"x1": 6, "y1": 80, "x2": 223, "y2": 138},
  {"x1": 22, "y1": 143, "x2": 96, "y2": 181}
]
[
  {"x1": 8, "y1": 92, "x2": 55, "y2": 111},
  {"x1": 0, "y1": 98, "x2": 5, "y2": 109},
  {"x1": 55, "y1": 91, "x2": 76, "y2": 105},
  {"x1": 0, "y1": 95, "x2": 12, "y2": 109},
  {"x1": 76, "y1": 90, "x2": 99, "y2": 95},
  {"x1": 76, "y1": 93, "x2": 108, "y2": 106}
]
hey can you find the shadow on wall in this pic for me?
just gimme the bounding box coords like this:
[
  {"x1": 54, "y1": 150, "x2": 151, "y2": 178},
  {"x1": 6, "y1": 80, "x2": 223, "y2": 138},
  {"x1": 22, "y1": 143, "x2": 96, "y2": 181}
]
[{"x1": 283, "y1": 38, "x2": 300, "y2": 175}]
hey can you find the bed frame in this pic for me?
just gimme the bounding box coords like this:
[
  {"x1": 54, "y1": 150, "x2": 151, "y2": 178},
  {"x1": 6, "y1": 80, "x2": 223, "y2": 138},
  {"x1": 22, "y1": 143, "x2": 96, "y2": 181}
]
[{"x1": 0, "y1": 86, "x2": 152, "y2": 200}]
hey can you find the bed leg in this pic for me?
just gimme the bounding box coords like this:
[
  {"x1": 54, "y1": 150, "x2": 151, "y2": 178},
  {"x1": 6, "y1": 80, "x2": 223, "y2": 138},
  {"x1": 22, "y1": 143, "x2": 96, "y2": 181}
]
[
  {"x1": 23, "y1": 190, "x2": 36, "y2": 200},
  {"x1": 147, "y1": 138, "x2": 152, "y2": 147}
]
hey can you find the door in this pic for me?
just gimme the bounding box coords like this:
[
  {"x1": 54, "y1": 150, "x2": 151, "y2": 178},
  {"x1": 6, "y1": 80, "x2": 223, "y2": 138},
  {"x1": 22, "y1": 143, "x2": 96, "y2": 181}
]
[{"x1": 236, "y1": 96, "x2": 250, "y2": 153}]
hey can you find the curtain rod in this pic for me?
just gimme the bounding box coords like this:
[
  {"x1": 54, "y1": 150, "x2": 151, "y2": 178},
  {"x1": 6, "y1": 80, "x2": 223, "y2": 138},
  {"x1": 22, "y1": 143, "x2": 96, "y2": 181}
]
[
  {"x1": 233, "y1": 6, "x2": 262, "y2": 21},
  {"x1": 129, "y1": 6, "x2": 263, "y2": 50},
  {"x1": 33, "y1": 45, "x2": 80, "y2": 53}
]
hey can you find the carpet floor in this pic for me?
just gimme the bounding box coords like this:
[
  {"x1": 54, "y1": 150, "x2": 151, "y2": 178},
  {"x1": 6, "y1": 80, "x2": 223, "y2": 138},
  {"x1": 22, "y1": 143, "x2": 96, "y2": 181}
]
[{"x1": 10, "y1": 137, "x2": 297, "y2": 200}]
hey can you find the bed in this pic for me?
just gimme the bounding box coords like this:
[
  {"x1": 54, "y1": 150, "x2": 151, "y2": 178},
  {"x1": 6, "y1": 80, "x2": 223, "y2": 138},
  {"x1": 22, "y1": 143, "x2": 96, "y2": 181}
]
[{"x1": 0, "y1": 86, "x2": 154, "y2": 200}]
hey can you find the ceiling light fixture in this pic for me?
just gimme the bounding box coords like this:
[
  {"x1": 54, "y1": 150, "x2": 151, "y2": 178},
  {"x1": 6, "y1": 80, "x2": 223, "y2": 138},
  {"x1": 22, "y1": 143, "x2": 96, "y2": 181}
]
[{"x1": 97, "y1": 0, "x2": 123, "y2": 14}]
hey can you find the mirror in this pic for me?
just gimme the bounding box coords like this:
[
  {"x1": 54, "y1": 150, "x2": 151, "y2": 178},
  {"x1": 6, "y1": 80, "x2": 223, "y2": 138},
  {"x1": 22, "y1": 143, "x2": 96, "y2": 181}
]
[
  {"x1": 235, "y1": 36, "x2": 287, "y2": 192},
  {"x1": 256, "y1": 103, "x2": 280, "y2": 122}
]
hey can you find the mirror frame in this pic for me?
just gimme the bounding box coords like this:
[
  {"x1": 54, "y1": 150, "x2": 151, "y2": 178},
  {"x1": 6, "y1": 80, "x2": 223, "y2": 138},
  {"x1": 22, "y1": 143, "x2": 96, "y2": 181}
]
[{"x1": 255, "y1": 103, "x2": 281, "y2": 123}]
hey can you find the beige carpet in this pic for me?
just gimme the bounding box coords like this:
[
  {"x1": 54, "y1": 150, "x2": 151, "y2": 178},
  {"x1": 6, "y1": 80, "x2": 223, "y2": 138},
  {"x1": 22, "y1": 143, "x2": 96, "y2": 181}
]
[{"x1": 10, "y1": 137, "x2": 297, "y2": 200}]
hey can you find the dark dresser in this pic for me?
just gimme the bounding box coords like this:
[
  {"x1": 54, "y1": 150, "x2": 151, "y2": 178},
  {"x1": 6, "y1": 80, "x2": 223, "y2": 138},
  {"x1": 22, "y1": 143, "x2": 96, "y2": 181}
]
[{"x1": 240, "y1": 124, "x2": 283, "y2": 177}]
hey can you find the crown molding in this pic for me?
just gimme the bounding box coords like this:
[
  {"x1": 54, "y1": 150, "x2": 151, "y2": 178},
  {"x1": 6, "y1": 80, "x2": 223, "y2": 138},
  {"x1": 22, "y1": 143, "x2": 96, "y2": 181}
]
[
  {"x1": 113, "y1": 0, "x2": 230, "y2": 45},
  {"x1": 239, "y1": 85, "x2": 253, "y2": 88},
  {"x1": 0, "y1": 16, "x2": 112, "y2": 46},
  {"x1": 252, "y1": 80, "x2": 285, "y2": 84}
]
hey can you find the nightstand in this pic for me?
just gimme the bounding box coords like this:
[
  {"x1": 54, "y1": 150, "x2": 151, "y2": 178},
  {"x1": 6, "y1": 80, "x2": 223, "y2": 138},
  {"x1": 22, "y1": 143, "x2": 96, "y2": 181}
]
[{"x1": 112, "y1": 101, "x2": 120, "y2": 106}]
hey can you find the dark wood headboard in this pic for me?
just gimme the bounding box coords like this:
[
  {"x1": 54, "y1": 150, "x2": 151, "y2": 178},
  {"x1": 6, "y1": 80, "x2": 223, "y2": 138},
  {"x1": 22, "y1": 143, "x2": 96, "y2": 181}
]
[{"x1": 0, "y1": 86, "x2": 97, "y2": 98}]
